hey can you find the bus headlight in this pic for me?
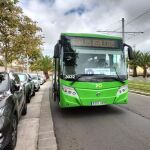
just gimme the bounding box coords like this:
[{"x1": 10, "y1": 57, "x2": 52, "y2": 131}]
[
  {"x1": 62, "y1": 86, "x2": 78, "y2": 98},
  {"x1": 117, "y1": 85, "x2": 128, "y2": 96}
]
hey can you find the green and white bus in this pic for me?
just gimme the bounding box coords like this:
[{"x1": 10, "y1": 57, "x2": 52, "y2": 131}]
[{"x1": 53, "y1": 33, "x2": 133, "y2": 108}]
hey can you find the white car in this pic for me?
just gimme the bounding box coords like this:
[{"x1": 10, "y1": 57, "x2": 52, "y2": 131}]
[
  {"x1": 38, "y1": 75, "x2": 45, "y2": 85},
  {"x1": 30, "y1": 74, "x2": 40, "y2": 91}
]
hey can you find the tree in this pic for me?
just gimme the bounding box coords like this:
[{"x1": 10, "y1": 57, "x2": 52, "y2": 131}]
[
  {"x1": 138, "y1": 52, "x2": 150, "y2": 78},
  {"x1": 128, "y1": 50, "x2": 141, "y2": 77},
  {"x1": 0, "y1": 60, "x2": 3, "y2": 66},
  {"x1": 0, "y1": 0, "x2": 43, "y2": 71},
  {"x1": 0, "y1": 0, "x2": 22, "y2": 70},
  {"x1": 16, "y1": 16, "x2": 43, "y2": 61},
  {"x1": 30, "y1": 56, "x2": 53, "y2": 79}
]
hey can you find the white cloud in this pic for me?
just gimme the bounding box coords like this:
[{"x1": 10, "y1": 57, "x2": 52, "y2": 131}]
[{"x1": 19, "y1": 0, "x2": 150, "y2": 57}]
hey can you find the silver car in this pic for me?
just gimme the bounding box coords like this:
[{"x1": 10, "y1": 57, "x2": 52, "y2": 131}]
[
  {"x1": 30, "y1": 74, "x2": 40, "y2": 91},
  {"x1": 38, "y1": 75, "x2": 45, "y2": 85}
]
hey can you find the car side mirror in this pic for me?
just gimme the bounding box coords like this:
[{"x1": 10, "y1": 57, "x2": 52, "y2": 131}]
[
  {"x1": 124, "y1": 43, "x2": 133, "y2": 60},
  {"x1": 10, "y1": 80, "x2": 20, "y2": 93},
  {"x1": 28, "y1": 78, "x2": 32, "y2": 82},
  {"x1": 128, "y1": 47, "x2": 134, "y2": 60},
  {"x1": 14, "y1": 84, "x2": 20, "y2": 91}
]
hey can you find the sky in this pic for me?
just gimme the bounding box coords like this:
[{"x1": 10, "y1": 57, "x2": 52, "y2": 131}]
[{"x1": 18, "y1": 0, "x2": 150, "y2": 57}]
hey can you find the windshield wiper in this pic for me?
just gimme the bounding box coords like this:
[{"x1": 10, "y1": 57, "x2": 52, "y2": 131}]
[
  {"x1": 70, "y1": 69, "x2": 125, "y2": 85},
  {"x1": 91, "y1": 76, "x2": 125, "y2": 83},
  {"x1": 91, "y1": 68, "x2": 125, "y2": 84},
  {"x1": 70, "y1": 74, "x2": 94, "y2": 85},
  {"x1": 113, "y1": 67, "x2": 125, "y2": 84}
]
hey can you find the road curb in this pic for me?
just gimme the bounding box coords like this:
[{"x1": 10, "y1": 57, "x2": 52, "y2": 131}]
[
  {"x1": 129, "y1": 90, "x2": 150, "y2": 96},
  {"x1": 38, "y1": 81, "x2": 57, "y2": 150},
  {"x1": 15, "y1": 82, "x2": 45, "y2": 150}
]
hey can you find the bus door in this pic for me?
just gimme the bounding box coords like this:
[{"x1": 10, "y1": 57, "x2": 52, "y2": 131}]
[{"x1": 53, "y1": 43, "x2": 61, "y2": 101}]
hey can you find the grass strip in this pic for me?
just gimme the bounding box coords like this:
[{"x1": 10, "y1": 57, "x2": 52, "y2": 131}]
[{"x1": 129, "y1": 81, "x2": 150, "y2": 94}]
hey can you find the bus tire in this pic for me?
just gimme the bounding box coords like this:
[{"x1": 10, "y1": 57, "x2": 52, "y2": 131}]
[{"x1": 53, "y1": 91, "x2": 57, "y2": 101}]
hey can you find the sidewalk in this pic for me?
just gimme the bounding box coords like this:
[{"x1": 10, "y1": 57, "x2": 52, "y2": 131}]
[
  {"x1": 15, "y1": 81, "x2": 57, "y2": 150},
  {"x1": 38, "y1": 82, "x2": 57, "y2": 150}
]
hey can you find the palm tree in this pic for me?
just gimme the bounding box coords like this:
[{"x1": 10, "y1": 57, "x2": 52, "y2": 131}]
[
  {"x1": 139, "y1": 52, "x2": 150, "y2": 78},
  {"x1": 40, "y1": 56, "x2": 53, "y2": 79},
  {"x1": 128, "y1": 50, "x2": 141, "y2": 77},
  {"x1": 30, "y1": 55, "x2": 53, "y2": 79}
]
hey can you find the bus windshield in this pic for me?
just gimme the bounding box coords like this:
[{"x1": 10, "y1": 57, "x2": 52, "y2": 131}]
[{"x1": 62, "y1": 47, "x2": 127, "y2": 81}]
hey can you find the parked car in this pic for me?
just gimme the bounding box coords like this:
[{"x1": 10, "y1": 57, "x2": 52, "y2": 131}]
[
  {"x1": 28, "y1": 74, "x2": 35, "y2": 96},
  {"x1": 41, "y1": 74, "x2": 46, "y2": 82},
  {"x1": 30, "y1": 74, "x2": 40, "y2": 91},
  {"x1": 38, "y1": 75, "x2": 45, "y2": 85},
  {"x1": 17, "y1": 73, "x2": 35, "y2": 103},
  {"x1": 0, "y1": 72, "x2": 27, "y2": 150}
]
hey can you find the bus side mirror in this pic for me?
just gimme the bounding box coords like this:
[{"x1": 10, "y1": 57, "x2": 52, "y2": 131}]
[
  {"x1": 128, "y1": 47, "x2": 134, "y2": 60},
  {"x1": 124, "y1": 44, "x2": 133, "y2": 60},
  {"x1": 54, "y1": 43, "x2": 60, "y2": 58}
]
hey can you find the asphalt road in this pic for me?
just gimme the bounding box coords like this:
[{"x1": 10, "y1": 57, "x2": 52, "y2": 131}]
[{"x1": 50, "y1": 92, "x2": 150, "y2": 150}]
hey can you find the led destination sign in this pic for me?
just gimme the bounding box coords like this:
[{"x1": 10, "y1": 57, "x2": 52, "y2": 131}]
[{"x1": 70, "y1": 37, "x2": 120, "y2": 48}]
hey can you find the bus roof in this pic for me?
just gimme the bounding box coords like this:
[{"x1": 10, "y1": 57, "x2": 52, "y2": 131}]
[{"x1": 61, "y1": 33, "x2": 122, "y2": 40}]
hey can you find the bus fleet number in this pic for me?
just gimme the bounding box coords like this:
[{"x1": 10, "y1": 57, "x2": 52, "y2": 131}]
[{"x1": 65, "y1": 75, "x2": 75, "y2": 79}]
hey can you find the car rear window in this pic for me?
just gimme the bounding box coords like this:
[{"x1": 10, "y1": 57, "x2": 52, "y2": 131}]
[
  {"x1": 30, "y1": 75, "x2": 38, "y2": 80},
  {"x1": 18, "y1": 74, "x2": 27, "y2": 82}
]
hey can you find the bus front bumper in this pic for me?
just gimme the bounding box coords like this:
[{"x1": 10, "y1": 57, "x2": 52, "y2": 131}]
[{"x1": 59, "y1": 92, "x2": 128, "y2": 108}]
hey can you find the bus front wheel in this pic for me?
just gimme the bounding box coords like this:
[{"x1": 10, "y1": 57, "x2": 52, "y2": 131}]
[{"x1": 53, "y1": 91, "x2": 57, "y2": 101}]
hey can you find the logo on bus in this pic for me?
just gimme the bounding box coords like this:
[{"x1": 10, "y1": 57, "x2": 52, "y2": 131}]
[
  {"x1": 96, "y1": 92, "x2": 101, "y2": 97},
  {"x1": 96, "y1": 83, "x2": 102, "y2": 88}
]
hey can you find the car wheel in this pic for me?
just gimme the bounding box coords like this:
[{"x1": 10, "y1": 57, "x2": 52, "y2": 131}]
[
  {"x1": 6, "y1": 115, "x2": 17, "y2": 150},
  {"x1": 38, "y1": 86, "x2": 40, "y2": 91},
  {"x1": 22, "y1": 101, "x2": 27, "y2": 115},
  {"x1": 26, "y1": 93, "x2": 31, "y2": 103},
  {"x1": 32, "y1": 90, "x2": 35, "y2": 96}
]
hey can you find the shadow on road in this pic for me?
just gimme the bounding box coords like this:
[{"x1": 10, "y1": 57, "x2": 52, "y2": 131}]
[
  {"x1": 49, "y1": 89, "x2": 125, "y2": 119},
  {"x1": 56, "y1": 105, "x2": 125, "y2": 118}
]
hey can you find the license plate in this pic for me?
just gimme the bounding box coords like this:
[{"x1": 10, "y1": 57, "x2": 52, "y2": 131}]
[{"x1": 91, "y1": 101, "x2": 105, "y2": 106}]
